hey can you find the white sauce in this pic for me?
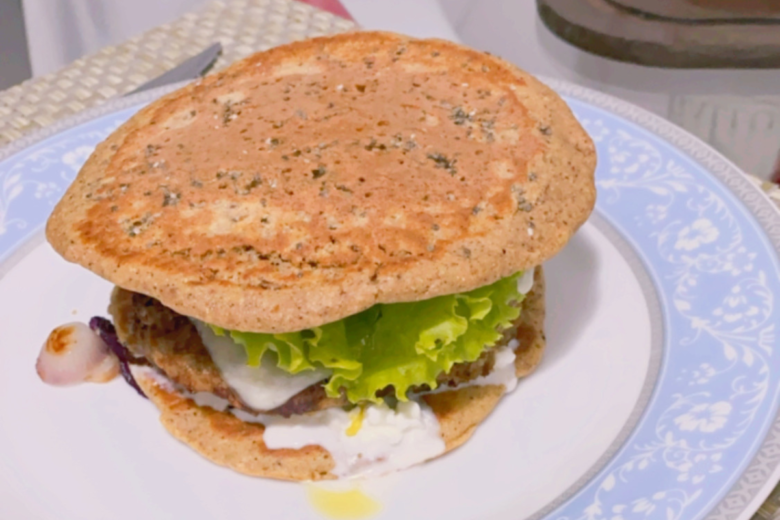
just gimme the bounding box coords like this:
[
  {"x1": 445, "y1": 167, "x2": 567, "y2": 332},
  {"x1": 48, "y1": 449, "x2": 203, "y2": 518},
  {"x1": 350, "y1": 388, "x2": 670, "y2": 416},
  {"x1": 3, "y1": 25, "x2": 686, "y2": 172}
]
[
  {"x1": 254, "y1": 401, "x2": 445, "y2": 478},
  {"x1": 517, "y1": 268, "x2": 535, "y2": 295},
  {"x1": 131, "y1": 364, "x2": 176, "y2": 391},
  {"x1": 192, "y1": 321, "x2": 331, "y2": 411},
  {"x1": 468, "y1": 340, "x2": 519, "y2": 392}
]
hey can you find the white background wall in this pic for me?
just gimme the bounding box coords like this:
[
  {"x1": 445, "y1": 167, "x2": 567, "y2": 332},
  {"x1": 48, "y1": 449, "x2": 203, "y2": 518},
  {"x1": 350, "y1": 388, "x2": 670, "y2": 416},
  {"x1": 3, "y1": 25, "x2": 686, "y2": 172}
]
[{"x1": 23, "y1": 0, "x2": 207, "y2": 77}]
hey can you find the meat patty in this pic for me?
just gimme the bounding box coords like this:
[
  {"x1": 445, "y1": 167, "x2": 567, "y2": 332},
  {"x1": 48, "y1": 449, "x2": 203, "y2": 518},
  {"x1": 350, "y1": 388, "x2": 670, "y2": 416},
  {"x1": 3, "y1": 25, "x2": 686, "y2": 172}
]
[
  {"x1": 109, "y1": 289, "x2": 247, "y2": 409},
  {"x1": 109, "y1": 272, "x2": 541, "y2": 416}
]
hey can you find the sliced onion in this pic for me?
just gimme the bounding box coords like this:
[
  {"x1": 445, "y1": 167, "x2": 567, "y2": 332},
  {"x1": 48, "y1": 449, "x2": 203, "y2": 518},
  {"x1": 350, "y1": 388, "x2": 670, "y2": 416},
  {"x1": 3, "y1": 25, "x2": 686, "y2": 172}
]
[
  {"x1": 36, "y1": 322, "x2": 120, "y2": 386},
  {"x1": 89, "y1": 317, "x2": 147, "y2": 398}
]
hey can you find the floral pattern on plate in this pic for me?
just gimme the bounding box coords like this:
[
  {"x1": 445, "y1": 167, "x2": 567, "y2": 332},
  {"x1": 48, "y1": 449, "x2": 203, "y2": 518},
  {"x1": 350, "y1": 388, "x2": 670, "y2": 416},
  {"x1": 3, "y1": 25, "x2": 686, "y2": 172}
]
[
  {"x1": 548, "y1": 100, "x2": 780, "y2": 520},
  {"x1": 1, "y1": 84, "x2": 780, "y2": 520}
]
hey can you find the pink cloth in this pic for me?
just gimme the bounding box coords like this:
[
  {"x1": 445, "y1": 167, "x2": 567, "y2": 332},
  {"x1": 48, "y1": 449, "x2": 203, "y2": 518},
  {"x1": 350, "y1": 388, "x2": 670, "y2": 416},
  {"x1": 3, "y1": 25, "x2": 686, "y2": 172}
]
[{"x1": 296, "y1": 0, "x2": 353, "y2": 20}]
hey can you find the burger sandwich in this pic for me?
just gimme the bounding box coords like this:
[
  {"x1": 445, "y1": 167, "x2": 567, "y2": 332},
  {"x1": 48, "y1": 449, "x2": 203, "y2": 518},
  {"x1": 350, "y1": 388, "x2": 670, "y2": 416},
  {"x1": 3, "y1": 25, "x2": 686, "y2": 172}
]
[{"x1": 45, "y1": 31, "x2": 596, "y2": 480}]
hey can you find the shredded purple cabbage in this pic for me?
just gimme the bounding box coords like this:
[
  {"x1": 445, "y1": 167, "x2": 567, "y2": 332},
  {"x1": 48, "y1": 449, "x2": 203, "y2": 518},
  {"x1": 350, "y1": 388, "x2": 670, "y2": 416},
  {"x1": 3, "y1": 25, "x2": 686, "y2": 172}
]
[{"x1": 89, "y1": 317, "x2": 147, "y2": 398}]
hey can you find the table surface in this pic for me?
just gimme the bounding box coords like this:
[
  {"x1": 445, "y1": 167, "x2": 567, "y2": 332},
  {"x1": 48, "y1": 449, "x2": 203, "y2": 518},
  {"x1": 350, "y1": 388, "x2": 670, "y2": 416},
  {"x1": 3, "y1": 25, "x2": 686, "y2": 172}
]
[{"x1": 0, "y1": 0, "x2": 779, "y2": 517}]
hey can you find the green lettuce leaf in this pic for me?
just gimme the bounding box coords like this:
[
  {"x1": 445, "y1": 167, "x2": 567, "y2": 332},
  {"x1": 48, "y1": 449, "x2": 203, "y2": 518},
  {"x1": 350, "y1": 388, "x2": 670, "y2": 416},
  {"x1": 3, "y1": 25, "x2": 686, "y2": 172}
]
[{"x1": 210, "y1": 271, "x2": 525, "y2": 404}]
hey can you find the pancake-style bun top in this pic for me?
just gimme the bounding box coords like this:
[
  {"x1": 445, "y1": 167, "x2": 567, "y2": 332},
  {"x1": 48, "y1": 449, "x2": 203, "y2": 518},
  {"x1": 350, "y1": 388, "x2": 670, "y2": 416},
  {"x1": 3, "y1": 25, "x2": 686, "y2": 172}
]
[{"x1": 47, "y1": 31, "x2": 595, "y2": 333}]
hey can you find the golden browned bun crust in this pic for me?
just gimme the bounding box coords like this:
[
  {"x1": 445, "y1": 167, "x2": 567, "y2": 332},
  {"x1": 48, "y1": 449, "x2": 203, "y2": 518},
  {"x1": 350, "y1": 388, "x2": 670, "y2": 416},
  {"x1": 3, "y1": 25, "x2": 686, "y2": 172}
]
[
  {"x1": 130, "y1": 268, "x2": 545, "y2": 480},
  {"x1": 422, "y1": 385, "x2": 504, "y2": 452},
  {"x1": 47, "y1": 31, "x2": 593, "y2": 333}
]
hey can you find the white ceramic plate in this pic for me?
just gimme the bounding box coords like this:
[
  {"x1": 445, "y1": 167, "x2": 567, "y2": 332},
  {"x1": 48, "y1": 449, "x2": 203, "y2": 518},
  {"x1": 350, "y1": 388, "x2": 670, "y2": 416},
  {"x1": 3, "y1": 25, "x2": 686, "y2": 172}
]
[{"x1": 1, "y1": 79, "x2": 779, "y2": 520}]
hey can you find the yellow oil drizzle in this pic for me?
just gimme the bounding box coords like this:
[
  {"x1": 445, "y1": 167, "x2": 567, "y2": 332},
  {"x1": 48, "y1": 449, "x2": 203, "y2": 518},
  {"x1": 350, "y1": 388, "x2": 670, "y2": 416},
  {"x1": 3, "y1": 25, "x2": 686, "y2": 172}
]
[
  {"x1": 306, "y1": 485, "x2": 382, "y2": 519},
  {"x1": 345, "y1": 406, "x2": 365, "y2": 437}
]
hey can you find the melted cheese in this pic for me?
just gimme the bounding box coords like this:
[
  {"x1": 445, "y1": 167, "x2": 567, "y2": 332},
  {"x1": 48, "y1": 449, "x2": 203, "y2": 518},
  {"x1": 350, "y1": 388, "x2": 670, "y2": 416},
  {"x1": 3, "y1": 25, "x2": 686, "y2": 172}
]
[
  {"x1": 193, "y1": 321, "x2": 330, "y2": 410},
  {"x1": 517, "y1": 268, "x2": 535, "y2": 295}
]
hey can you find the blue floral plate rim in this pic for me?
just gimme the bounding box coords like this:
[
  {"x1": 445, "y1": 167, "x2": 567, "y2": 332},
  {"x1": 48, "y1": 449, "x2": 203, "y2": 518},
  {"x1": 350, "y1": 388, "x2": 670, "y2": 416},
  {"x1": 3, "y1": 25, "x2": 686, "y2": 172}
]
[{"x1": 1, "y1": 78, "x2": 779, "y2": 520}]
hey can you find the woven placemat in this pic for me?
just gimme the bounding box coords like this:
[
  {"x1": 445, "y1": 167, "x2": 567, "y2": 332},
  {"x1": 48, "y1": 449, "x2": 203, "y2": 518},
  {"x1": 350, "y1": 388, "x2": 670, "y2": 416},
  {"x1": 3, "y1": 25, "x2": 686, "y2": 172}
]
[
  {"x1": 0, "y1": 0, "x2": 354, "y2": 145},
  {"x1": 0, "y1": 1, "x2": 779, "y2": 517}
]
